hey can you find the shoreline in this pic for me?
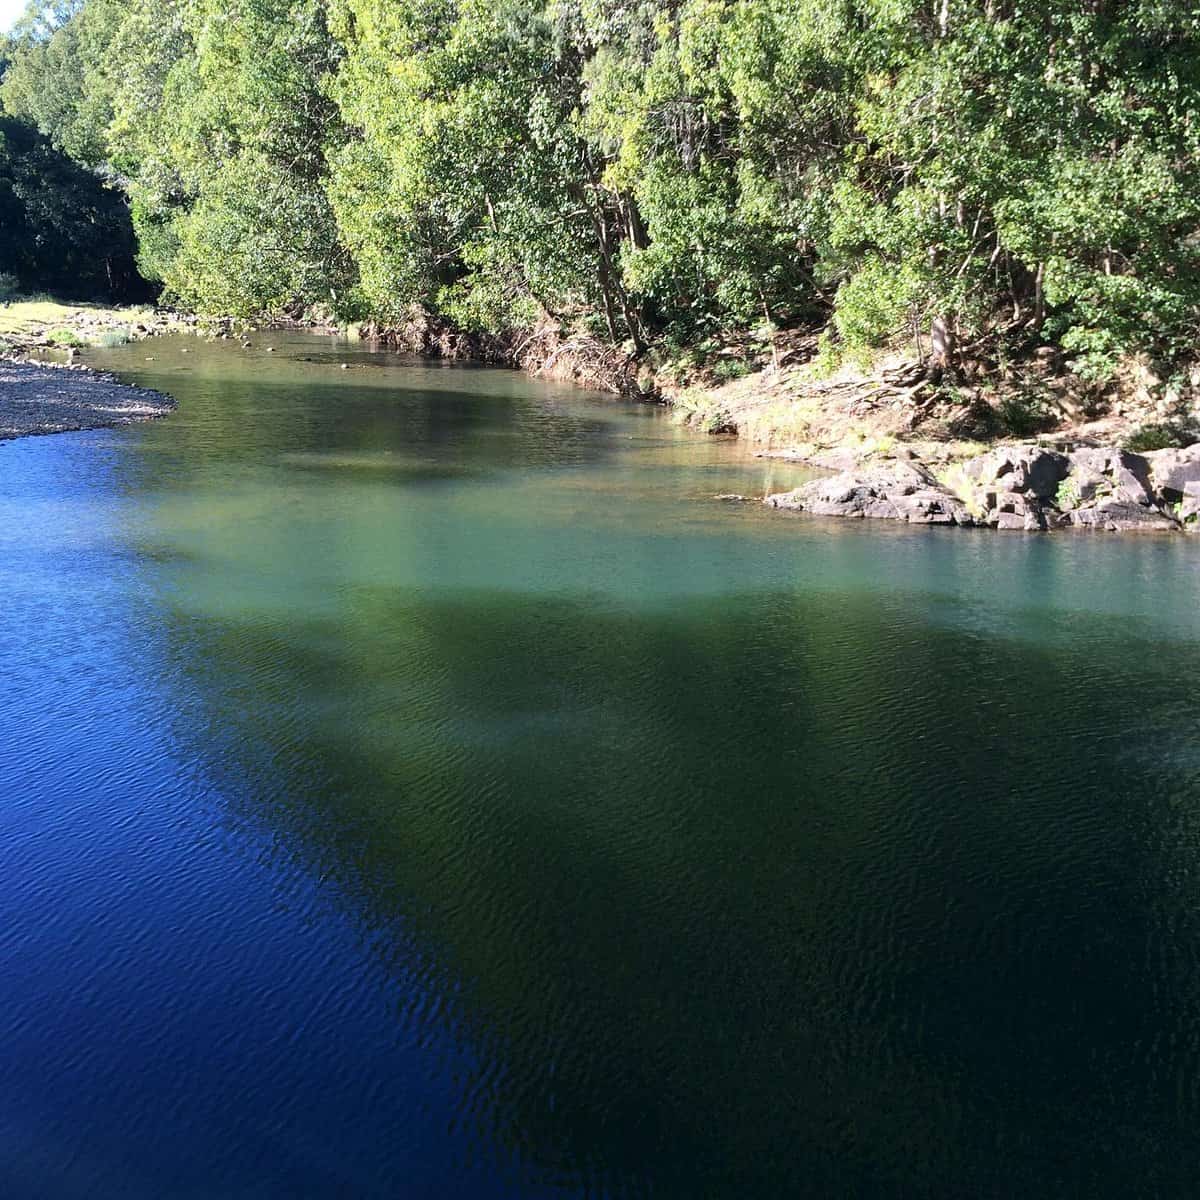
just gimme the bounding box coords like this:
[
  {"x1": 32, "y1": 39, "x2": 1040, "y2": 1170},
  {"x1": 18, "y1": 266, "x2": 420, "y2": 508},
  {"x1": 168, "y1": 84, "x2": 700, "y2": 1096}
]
[
  {"x1": 0, "y1": 298, "x2": 189, "y2": 443},
  {"x1": 759, "y1": 442, "x2": 1199, "y2": 534},
  {"x1": 0, "y1": 355, "x2": 175, "y2": 443},
  {"x1": 4, "y1": 301, "x2": 1196, "y2": 535}
]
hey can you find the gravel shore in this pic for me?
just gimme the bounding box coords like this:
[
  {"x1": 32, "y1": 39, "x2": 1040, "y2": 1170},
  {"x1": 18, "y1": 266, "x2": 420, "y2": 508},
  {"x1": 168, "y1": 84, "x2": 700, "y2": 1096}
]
[{"x1": 0, "y1": 356, "x2": 174, "y2": 442}]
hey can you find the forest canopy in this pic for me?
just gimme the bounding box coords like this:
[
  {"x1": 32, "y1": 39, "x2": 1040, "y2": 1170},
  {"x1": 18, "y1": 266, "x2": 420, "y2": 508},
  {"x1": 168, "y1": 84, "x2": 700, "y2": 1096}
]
[{"x1": 2, "y1": 0, "x2": 1198, "y2": 380}]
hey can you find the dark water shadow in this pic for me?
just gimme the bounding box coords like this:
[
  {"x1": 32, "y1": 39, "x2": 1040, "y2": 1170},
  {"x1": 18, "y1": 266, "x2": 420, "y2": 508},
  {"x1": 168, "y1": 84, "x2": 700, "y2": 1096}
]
[{"x1": 150, "y1": 580, "x2": 1200, "y2": 1199}]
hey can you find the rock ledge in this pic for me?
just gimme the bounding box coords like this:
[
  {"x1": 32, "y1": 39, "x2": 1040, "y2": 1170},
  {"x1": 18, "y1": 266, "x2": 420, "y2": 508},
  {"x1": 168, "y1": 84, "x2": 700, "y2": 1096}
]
[{"x1": 765, "y1": 442, "x2": 1200, "y2": 533}]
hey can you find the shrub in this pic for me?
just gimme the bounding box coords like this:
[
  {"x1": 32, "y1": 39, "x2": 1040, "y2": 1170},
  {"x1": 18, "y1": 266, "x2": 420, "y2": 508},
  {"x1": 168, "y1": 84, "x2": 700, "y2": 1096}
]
[
  {"x1": 1055, "y1": 476, "x2": 1082, "y2": 510},
  {"x1": 46, "y1": 327, "x2": 85, "y2": 347},
  {"x1": 1123, "y1": 423, "x2": 1194, "y2": 453},
  {"x1": 712, "y1": 358, "x2": 750, "y2": 384},
  {"x1": 91, "y1": 329, "x2": 132, "y2": 347},
  {"x1": 996, "y1": 392, "x2": 1057, "y2": 438}
]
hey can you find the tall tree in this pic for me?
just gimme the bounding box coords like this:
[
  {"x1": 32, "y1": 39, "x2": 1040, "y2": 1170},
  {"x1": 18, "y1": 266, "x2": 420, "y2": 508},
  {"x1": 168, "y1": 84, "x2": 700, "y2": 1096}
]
[
  {"x1": 2, "y1": 0, "x2": 1197, "y2": 382},
  {"x1": 0, "y1": 114, "x2": 143, "y2": 297}
]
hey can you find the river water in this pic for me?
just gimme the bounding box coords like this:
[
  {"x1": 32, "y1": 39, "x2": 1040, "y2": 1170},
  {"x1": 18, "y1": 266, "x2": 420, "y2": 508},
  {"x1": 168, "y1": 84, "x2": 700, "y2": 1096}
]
[{"x1": 2, "y1": 333, "x2": 1199, "y2": 1198}]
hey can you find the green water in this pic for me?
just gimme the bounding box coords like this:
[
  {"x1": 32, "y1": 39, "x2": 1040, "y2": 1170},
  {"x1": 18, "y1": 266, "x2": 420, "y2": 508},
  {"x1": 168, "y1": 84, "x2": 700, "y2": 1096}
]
[{"x1": 2, "y1": 332, "x2": 1199, "y2": 1198}]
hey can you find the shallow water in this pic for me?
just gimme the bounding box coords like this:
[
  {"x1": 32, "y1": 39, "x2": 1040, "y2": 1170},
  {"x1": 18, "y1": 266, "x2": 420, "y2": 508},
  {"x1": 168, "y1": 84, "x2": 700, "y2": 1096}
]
[{"x1": 2, "y1": 333, "x2": 1199, "y2": 1198}]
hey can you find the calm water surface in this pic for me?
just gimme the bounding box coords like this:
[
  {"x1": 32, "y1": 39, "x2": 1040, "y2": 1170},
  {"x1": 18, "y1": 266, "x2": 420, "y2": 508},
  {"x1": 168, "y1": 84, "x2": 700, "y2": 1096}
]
[{"x1": 2, "y1": 334, "x2": 1199, "y2": 1198}]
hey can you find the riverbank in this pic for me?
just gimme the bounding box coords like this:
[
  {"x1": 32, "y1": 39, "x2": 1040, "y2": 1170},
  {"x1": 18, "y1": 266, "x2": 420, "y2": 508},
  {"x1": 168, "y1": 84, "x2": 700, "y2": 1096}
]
[
  {"x1": 762, "y1": 442, "x2": 1199, "y2": 533},
  {"x1": 0, "y1": 298, "x2": 198, "y2": 355},
  {"x1": 373, "y1": 308, "x2": 1199, "y2": 468},
  {"x1": 0, "y1": 299, "x2": 184, "y2": 440},
  {"x1": 0, "y1": 356, "x2": 174, "y2": 442},
  {"x1": 338, "y1": 312, "x2": 1200, "y2": 534},
  {"x1": 0, "y1": 299, "x2": 207, "y2": 441},
  {"x1": 10, "y1": 296, "x2": 1197, "y2": 533},
  {"x1": 667, "y1": 329, "x2": 1199, "y2": 445},
  {"x1": 533, "y1": 319, "x2": 1200, "y2": 532}
]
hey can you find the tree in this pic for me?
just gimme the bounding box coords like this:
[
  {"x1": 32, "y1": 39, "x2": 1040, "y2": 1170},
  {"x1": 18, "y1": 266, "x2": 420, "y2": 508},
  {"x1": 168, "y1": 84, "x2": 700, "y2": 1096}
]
[
  {"x1": 0, "y1": 113, "x2": 144, "y2": 298},
  {"x1": 2, "y1": 0, "x2": 1197, "y2": 383}
]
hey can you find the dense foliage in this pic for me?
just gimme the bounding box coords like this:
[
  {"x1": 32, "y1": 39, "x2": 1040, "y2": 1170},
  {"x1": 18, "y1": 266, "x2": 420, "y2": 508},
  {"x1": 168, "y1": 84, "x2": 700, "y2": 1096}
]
[
  {"x1": 3, "y1": 0, "x2": 1199, "y2": 379},
  {"x1": 0, "y1": 113, "x2": 143, "y2": 298}
]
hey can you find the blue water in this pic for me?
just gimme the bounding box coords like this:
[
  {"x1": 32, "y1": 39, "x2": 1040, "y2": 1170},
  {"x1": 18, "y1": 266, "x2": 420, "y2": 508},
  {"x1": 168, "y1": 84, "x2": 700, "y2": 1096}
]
[{"x1": 2, "y1": 333, "x2": 1199, "y2": 1198}]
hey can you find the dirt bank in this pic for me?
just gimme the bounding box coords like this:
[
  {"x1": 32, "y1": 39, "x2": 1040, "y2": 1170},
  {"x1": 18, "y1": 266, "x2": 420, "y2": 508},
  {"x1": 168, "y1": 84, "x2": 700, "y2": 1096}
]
[{"x1": 667, "y1": 336, "x2": 1200, "y2": 466}]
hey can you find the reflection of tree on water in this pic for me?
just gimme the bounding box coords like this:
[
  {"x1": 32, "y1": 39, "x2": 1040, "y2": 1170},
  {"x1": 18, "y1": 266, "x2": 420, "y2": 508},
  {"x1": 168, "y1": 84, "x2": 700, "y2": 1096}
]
[
  {"x1": 152, "y1": 571, "x2": 1200, "y2": 1199},
  {"x1": 114, "y1": 342, "x2": 627, "y2": 482}
]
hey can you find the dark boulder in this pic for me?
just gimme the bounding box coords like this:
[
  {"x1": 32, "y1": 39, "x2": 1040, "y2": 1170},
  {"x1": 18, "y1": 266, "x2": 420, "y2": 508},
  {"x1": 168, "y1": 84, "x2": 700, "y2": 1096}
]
[
  {"x1": 1068, "y1": 499, "x2": 1177, "y2": 532},
  {"x1": 984, "y1": 489, "x2": 1048, "y2": 531}
]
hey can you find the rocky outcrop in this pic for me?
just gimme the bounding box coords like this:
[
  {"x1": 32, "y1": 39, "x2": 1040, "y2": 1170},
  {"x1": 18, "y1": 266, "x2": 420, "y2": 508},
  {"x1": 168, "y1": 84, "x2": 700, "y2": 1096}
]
[
  {"x1": 986, "y1": 489, "x2": 1055, "y2": 532},
  {"x1": 1054, "y1": 447, "x2": 1179, "y2": 531},
  {"x1": 1064, "y1": 500, "x2": 1177, "y2": 531},
  {"x1": 1144, "y1": 446, "x2": 1200, "y2": 530},
  {"x1": 765, "y1": 461, "x2": 976, "y2": 525},
  {"x1": 961, "y1": 444, "x2": 1069, "y2": 501},
  {"x1": 764, "y1": 441, "x2": 1200, "y2": 533}
]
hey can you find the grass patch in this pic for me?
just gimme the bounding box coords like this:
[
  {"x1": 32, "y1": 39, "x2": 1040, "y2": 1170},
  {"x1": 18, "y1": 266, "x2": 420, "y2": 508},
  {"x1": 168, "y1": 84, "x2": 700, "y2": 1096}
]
[
  {"x1": 995, "y1": 390, "x2": 1057, "y2": 437},
  {"x1": 852, "y1": 432, "x2": 895, "y2": 458},
  {"x1": 935, "y1": 462, "x2": 987, "y2": 519},
  {"x1": 737, "y1": 400, "x2": 814, "y2": 447},
  {"x1": 91, "y1": 329, "x2": 133, "y2": 348},
  {"x1": 671, "y1": 389, "x2": 739, "y2": 435},
  {"x1": 1122, "y1": 422, "x2": 1195, "y2": 453},
  {"x1": 0, "y1": 297, "x2": 163, "y2": 349},
  {"x1": 1055, "y1": 475, "x2": 1082, "y2": 510},
  {"x1": 46, "y1": 327, "x2": 85, "y2": 347},
  {"x1": 711, "y1": 357, "x2": 751, "y2": 383}
]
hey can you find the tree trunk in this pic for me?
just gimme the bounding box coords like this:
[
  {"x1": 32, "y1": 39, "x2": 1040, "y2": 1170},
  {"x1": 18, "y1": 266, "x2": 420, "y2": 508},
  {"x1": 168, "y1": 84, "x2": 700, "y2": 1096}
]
[{"x1": 929, "y1": 315, "x2": 955, "y2": 378}]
